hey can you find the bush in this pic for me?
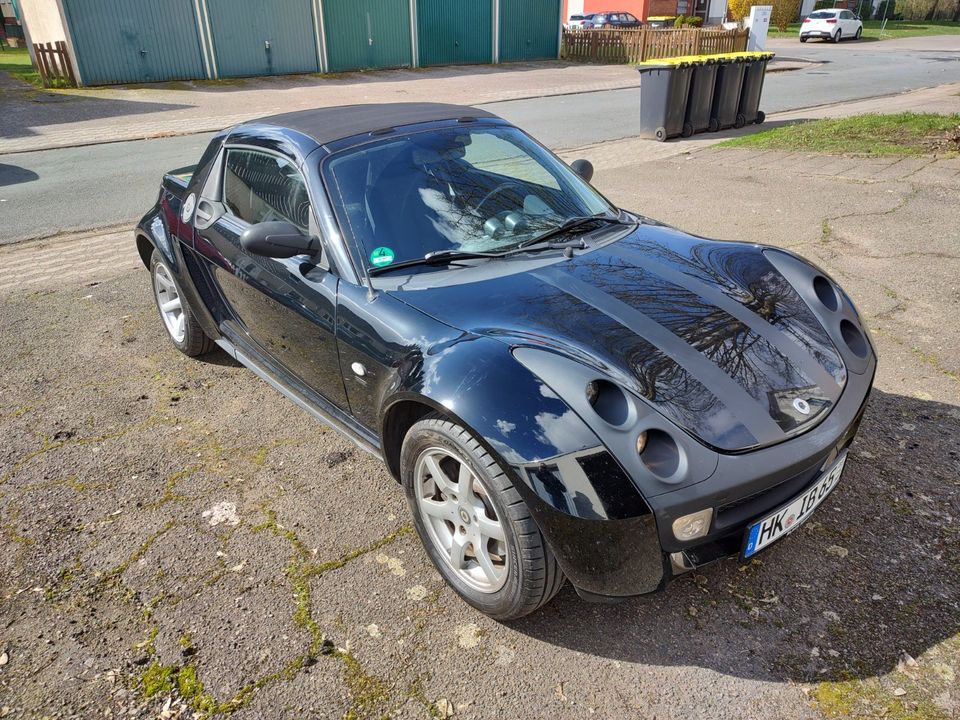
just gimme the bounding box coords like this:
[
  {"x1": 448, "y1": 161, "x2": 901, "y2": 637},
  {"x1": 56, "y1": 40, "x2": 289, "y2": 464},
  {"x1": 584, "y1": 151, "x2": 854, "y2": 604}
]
[
  {"x1": 686, "y1": 15, "x2": 704, "y2": 25},
  {"x1": 674, "y1": 13, "x2": 686, "y2": 26},
  {"x1": 771, "y1": 0, "x2": 801, "y2": 30},
  {"x1": 727, "y1": 0, "x2": 752, "y2": 22}
]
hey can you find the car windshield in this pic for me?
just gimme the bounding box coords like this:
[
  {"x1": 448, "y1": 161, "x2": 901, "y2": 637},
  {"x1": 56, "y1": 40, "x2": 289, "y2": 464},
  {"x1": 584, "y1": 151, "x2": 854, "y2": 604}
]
[
  {"x1": 323, "y1": 125, "x2": 612, "y2": 270},
  {"x1": 808, "y1": 11, "x2": 836, "y2": 17}
]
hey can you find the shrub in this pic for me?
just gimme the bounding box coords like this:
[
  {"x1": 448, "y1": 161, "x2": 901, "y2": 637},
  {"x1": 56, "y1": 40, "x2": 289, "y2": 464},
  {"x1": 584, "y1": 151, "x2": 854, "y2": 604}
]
[
  {"x1": 771, "y1": 0, "x2": 801, "y2": 29},
  {"x1": 675, "y1": 13, "x2": 686, "y2": 25},
  {"x1": 727, "y1": 0, "x2": 753, "y2": 22},
  {"x1": 686, "y1": 15, "x2": 704, "y2": 25}
]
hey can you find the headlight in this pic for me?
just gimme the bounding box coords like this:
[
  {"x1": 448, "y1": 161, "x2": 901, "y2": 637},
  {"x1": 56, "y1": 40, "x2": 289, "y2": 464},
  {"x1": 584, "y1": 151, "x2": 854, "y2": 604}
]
[{"x1": 672, "y1": 509, "x2": 713, "y2": 541}]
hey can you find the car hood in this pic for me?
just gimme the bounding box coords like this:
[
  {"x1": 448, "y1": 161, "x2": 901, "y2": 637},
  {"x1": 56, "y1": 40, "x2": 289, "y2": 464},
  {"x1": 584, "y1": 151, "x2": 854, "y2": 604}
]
[{"x1": 387, "y1": 225, "x2": 848, "y2": 452}]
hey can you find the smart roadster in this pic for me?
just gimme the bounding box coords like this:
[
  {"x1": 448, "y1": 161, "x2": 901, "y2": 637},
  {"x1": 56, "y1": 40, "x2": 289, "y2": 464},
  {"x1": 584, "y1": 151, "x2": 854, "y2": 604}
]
[{"x1": 135, "y1": 103, "x2": 875, "y2": 620}]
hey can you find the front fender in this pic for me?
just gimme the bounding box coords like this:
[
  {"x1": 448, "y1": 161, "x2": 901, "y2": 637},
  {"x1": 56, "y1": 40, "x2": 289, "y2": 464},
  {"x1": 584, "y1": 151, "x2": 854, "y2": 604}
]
[{"x1": 383, "y1": 334, "x2": 663, "y2": 597}]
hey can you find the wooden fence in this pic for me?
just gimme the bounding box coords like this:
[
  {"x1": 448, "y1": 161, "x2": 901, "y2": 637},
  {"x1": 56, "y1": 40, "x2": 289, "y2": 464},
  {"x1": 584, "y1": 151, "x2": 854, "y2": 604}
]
[
  {"x1": 562, "y1": 27, "x2": 749, "y2": 64},
  {"x1": 32, "y1": 41, "x2": 77, "y2": 87}
]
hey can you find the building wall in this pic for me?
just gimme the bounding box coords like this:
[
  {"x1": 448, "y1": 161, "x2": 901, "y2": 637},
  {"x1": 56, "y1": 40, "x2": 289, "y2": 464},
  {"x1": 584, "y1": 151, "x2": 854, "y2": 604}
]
[
  {"x1": 563, "y1": 0, "x2": 658, "y2": 21},
  {"x1": 18, "y1": 0, "x2": 66, "y2": 44}
]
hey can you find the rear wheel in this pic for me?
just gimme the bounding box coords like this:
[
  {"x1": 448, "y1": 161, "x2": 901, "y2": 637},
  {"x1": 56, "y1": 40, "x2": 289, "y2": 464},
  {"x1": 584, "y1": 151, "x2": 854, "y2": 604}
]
[
  {"x1": 708, "y1": 117, "x2": 720, "y2": 132},
  {"x1": 401, "y1": 414, "x2": 564, "y2": 620},
  {"x1": 150, "y1": 250, "x2": 214, "y2": 357},
  {"x1": 834, "y1": 29, "x2": 842, "y2": 42},
  {"x1": 681, "y1": 122, "x2": 694, "y2": 138},
  {"x1": 654, "y1": 126, "x2": 667, "y2": 142},
  {"x1": 756, "y1": 111, "x2": 766, "y2": 124},
  {"x1": 734, "y1": 113, "x2": 746, "y2": 129}
]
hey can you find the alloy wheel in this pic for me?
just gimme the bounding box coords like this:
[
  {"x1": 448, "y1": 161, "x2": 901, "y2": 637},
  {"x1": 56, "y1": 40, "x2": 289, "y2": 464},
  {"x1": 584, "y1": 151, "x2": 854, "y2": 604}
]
[
  {"x1": 414, "y1": 447, "x2": 508, "y2": 593},
  {"x1": 153, "y1": 262, "x2": 185, "y2": 343}
]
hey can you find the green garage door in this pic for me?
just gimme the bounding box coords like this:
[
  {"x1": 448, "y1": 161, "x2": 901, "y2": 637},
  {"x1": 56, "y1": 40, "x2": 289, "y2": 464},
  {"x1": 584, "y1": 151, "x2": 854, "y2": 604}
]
[
  {"x1": 207, "y1": 0, "x2": 319, "y2": 78},
  {"x1": 499, "y1": 0, "x2": 561, "y2": 61},
  {"x1": 61, "y1": 0, "x2": 206, "y2": 85},
  {"x1": 417, "y1": 0, "x2": 492, "y2": 67},
  {"x1": 323, "y1": 0, "x2": 412, "y2": 73}
]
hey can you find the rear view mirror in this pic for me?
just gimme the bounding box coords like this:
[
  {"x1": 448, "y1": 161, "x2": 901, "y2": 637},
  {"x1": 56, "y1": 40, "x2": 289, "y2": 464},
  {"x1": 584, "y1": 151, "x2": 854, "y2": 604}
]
[
  {"x1": 240, "y1": 221, "x2": 318, "y2": 259},
  {"x1": 570, "y1": 159, "x2": 594, "y2": 183}
]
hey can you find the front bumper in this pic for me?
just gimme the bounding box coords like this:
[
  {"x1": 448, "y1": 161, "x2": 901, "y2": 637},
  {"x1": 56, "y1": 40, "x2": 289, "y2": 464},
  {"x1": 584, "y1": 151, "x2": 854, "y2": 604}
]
[{"x1": 522, "y1": 355, "x2": 875, "y2": 601}]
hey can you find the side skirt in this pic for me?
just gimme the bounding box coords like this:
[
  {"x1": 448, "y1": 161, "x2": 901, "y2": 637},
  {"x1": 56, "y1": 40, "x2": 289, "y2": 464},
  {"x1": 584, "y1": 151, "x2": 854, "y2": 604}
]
[{"x1": 214, "y1": 337, "x2": 382, "y2": 460}]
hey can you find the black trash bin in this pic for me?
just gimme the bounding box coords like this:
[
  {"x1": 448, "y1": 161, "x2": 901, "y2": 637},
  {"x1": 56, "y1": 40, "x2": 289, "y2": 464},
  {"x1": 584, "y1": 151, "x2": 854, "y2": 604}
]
[
  {"x1": 637, "y1": 59, "x2": 695, "y2": 142},
  {"x1": 734, "y1": 51, "x2": 774, "y2": 125},
  {"x1": 710, "y1": 55, "x2": 747, "y2": 131},
  {"x1": 683, "y1": 57, "x2": 719, "y2": 136}
]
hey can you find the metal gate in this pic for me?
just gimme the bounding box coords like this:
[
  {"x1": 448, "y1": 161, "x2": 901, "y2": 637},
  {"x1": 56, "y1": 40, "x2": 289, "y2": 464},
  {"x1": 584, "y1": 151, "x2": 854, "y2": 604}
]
[
  {"x1": 206, "y1": 0, "x2": 320, "y2": 78},
  {"x1": 416, "y1": 0, "x2": 492, "y2": 67},
  {"x1": 322, "y1": 0, "x2": 412, "y2": 73},
  {"x1": 499, "y1": 0, "x2": 561, "y2": 62},
  {"x1": 61, "y1": 0, "x2": 206, "y2": 85}
]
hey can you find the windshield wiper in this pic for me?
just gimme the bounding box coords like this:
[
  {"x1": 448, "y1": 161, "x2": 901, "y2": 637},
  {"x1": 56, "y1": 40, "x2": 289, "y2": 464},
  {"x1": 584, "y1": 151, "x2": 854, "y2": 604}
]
[
  {"x1": 367, "y1": 249, "x2": 501, "y2": 276},
  {"x1": 518, "y1": 214, "x2": 629, "y2": 249}
]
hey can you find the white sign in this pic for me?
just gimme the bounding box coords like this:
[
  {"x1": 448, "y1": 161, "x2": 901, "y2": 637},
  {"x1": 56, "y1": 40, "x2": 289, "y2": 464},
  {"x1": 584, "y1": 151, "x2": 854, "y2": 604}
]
[{"x1": 744, "y1": 5, "x2": 773, "y2": 51}]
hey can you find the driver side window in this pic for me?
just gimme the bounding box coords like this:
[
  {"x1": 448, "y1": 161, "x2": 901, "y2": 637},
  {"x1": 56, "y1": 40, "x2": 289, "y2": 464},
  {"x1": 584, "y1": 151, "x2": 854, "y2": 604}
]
[{"x1": 223, "y1": 149, "x2": 311, "y2": 231}]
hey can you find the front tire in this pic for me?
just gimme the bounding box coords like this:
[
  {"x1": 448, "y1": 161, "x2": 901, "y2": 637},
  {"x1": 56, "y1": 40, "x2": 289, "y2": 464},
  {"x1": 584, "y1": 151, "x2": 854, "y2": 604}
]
[
  {"x1": 150, "y1": 250, "x2": 214, "y2": 357},
  {"x1": 855, "y1": 27, "x2": 862, "y2": 39},
  {"x1": 401, "y1": 414, "x2": 564, "y2": 620}
]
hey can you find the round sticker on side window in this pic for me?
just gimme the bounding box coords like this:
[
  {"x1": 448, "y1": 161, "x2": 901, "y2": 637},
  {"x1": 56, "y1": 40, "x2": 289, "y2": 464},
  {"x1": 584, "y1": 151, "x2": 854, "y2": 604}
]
[
  {"x1": 181, "y1": 193, "x2": 196, "y2": 224},
  {"x1": 370, "y1": 247, "x2": 395, "y2": 267}
]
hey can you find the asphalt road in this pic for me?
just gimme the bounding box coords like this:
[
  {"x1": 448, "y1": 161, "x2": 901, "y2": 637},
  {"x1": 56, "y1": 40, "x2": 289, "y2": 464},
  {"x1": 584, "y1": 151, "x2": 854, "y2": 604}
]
[{"x1": 1, "y1": 38, "x2": 958, "y2": 245}]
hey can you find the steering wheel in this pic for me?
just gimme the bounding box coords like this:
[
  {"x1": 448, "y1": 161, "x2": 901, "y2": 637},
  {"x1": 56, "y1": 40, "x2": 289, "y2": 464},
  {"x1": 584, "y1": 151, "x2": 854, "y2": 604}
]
[{"x1": 475, "y1": 181, "x2": 524, "y2": 216}]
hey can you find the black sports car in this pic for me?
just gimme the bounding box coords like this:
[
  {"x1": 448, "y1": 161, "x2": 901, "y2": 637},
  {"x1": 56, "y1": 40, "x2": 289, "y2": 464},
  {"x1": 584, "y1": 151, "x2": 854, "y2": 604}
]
[{"x1": 135, "y1": 103, "x2": 875, "y2": 620}]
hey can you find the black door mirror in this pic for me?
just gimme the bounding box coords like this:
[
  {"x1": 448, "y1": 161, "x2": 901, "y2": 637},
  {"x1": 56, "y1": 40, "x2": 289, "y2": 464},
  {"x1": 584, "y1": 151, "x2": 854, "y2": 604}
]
[
  {"x1": 240, "y1": 221, "x2": 318, "y2": 259},
  {"x1": 570, "y1": 159, "x2": 594, "y2": 183}
]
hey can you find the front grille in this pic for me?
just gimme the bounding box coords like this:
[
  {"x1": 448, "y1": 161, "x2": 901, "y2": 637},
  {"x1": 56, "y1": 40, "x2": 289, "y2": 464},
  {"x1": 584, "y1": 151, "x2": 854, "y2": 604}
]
[{"x1": 714, "y1": 464, "x2": 822, "y2": 531}]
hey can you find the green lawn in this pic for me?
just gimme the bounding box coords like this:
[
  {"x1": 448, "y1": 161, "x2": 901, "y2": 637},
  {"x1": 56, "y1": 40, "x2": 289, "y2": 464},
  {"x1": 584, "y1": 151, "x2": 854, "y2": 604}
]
[
  {"x1": 0, "y1": 46, "x2": 43, "y2": 87},
  {"x1": 768, "y1": 19, "x2": 960, "y2": 40},
  {"x1": 719, "y1": 113, "x2": 960, "y2": 155}
]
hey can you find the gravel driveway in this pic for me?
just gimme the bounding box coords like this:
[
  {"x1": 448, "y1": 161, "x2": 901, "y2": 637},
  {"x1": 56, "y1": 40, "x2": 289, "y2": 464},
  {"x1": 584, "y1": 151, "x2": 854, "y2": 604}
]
[{"x1": 0, "y1": 144, "x2": 958, "y2": 719}]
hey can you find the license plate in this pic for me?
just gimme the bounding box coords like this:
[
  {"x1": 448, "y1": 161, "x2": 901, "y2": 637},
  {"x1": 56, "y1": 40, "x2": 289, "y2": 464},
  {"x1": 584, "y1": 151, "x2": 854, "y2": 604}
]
[{"x1": 742, "y1": 452, "x2": 847, "y2": 559}]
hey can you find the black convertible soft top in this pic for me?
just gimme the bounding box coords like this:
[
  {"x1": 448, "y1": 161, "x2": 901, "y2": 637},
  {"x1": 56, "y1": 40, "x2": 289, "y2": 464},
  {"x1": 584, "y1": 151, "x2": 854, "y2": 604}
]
[{"x1": 258, "y1": 103, "x2": 498, "y2": 146}]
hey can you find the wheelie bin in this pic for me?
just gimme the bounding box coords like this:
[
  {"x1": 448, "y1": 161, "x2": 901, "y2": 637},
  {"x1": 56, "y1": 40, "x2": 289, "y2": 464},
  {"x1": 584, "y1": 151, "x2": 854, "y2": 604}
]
[
  {"x1": 636, "y1": 58, "x2": 695, "y2": 141},
  {"x1": 732, "y1": 51, "x2": 775, "y2": 125},
  {"x1": 682, "y1": 56, "x2": 719, "y2": 136},
  {"x1": 709, "y1": 55, "x2": 747, "y2": 131}
]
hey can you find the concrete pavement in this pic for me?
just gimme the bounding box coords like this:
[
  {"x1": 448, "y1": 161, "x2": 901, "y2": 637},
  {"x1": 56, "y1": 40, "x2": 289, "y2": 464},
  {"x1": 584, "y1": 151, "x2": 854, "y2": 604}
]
[{"x1": 1, "y1": 136, "x2": 958, "y2": 720}]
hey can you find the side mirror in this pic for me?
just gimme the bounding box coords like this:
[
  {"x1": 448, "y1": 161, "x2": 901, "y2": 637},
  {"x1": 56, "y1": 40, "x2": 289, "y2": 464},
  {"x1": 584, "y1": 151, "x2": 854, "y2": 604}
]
[
  {"x1": 570, "y1": 159, "x2": 594, "y2": 183},
  {"x1": 240, "y1": 221, "x2": 318, "y2": 259}
]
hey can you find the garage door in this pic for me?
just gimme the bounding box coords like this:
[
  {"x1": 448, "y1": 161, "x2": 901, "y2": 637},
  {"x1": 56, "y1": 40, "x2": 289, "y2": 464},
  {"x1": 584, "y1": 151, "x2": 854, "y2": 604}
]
[
  {"x1": 417, "y1": 0, "x2": 492, "y2": 67},
  {"x1": 61, "y1": 0, "x2": 206, "y2": 85},
  {"x1": 499, "y1": 0, "x2": 561, "y2": 62},
  {"x1": 207, "y1": 0, "x2": 319, "y2": 78},
  {"x1": 323, "y1": 0, "x2": 412, "y2": 73}
]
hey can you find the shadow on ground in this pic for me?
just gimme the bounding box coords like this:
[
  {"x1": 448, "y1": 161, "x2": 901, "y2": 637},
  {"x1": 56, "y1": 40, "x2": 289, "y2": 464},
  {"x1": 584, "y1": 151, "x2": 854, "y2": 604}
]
[
  {"x1": 0, "y1": 163, "x2": 39, "y2": 186},
  {"x1": 0, "y1": 75, "x2": 192, "y2": 141},
  {"x1": 515, "y1": 388, "x2": 960, "y2": 684}
]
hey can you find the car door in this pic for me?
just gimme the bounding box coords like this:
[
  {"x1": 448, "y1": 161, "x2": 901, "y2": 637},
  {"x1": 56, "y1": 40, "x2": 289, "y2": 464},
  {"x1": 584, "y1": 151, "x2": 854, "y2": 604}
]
[{"x1": 193, "y1": 146, "x2": 350, "y2": 409}]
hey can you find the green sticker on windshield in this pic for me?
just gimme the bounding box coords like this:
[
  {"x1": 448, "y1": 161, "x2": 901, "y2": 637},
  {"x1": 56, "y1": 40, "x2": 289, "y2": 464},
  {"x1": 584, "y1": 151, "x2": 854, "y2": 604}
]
[{"x1": 370, "y1": 247, "x2": 395, "y2": 267}]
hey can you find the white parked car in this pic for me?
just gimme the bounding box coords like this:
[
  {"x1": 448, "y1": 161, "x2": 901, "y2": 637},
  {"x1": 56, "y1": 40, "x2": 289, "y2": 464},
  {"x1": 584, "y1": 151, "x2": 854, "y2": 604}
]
[
  {"x1": 566, "y1": 13, "x2": 593, "y2": 28},
  {"x1": 800, "y1": 9, "x2": 863, "y2": 42}
]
